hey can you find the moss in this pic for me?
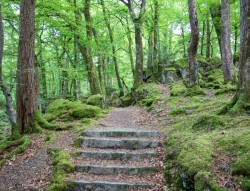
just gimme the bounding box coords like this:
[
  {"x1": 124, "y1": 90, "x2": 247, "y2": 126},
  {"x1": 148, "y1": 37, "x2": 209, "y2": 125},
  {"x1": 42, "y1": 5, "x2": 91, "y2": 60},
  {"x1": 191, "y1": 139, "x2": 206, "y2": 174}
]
[
  {"x1": 207, "y1": 69, "x2": 224, "y2": 84},
  {"x1": 174, "y1": 58, "x2": 188, "y2": 69},
  {"x1": 170, "y1": 81, "x2": 187, "y2": 96},
  {"x1": 184, "y1": 86, "x2": 206, "y2": 97},
  {"x1": 194, "y1": 171, "x2": 212, "y2": 191},
  {"x1": 45, "y1": 99, "x2": 105, "y2": 122},
  {"x1": 120, "y1": 94, "x2": 134, "y2": 107},
  {"x1": 68, "y1": 104, "x2": 103, "y2": 119},
  {"x1": 192, "y1": 115, "x2": 225, "y2": 131},
  {"x1": 72, "y1": 138, "x2": 82, "y2": 148},
  {"x1": 232, "y1": 155, "x2": 250, "y2": 177},
  {"x1": 228, "y1": 94, "x2": 250, "y2": 115},
  {"x1": 237, "y1": 177, "x2": 250, "y2": 191},
  {"x1": 86, "y1": 94, "x2": 104, "y2": 108},
  {"x1": 215, "y1": 84, "x2": 236, "y2": 95},
  {"x1": 46, "y1": 149, "x2": 75, "y2": 191},
  {"x1": 197, "y1": 56, "x2": 210, "y2": 67},
  {"x1": 164, "y1": 67, "x2": 176, "y2": 71},
  {"x1": 170, "y1": 108, "x2": 186, "y2": 115},
  {"x1": 177, "y1": 137, "x2": 214, "y2": 178}
]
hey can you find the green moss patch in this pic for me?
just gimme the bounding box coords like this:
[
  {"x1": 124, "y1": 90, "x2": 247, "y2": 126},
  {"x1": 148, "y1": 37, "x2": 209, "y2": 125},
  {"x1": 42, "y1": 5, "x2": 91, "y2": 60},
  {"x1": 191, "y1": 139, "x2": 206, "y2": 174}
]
[
  {"x1": 46, "y1": 149, "x2": 75, "y2": 191},
  {"x1": 0, "y1": 135, "x2": 31, "y2": 167},
  {"x1": 45, "y1": 99, "x2": 105, "y2": 122},
  {"x1": 170, "y1": 81, "x2": 187, "y2": 96},
  {"x1": 192, "y1": 115, "x2": 225, "y2": 131},
  {"x1": 86, "y1": 94, "x2": 104, "y2": 108}
]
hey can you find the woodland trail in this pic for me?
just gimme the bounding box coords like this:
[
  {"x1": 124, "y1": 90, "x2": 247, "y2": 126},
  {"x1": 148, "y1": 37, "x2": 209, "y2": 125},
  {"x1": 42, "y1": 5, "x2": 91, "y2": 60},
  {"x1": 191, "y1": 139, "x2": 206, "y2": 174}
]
[{"x1": 0, "y1": 107, "x2": 166, "y2": 191}]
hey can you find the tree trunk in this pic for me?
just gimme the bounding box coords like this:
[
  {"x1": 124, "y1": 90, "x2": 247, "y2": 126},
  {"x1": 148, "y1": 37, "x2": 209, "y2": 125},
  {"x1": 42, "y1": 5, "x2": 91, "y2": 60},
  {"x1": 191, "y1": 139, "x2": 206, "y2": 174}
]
[
  {"x1": 188, "y1": 0, "x2": 199, "y2": 86},
  {"x1": 0, "y1": 5, "x2": 16, "y2": 125},
  {"x1": 120, "y1": 0, "x2": 146, "y2": 88},
  {"x1": 147, "y1": 28, "x2": 153, "y2": 69},
  {"x1": 100, "y1": 0, "x2": 124, "y2": 96},
  {"x1": 221, "y1": 0, "x2": 234, "y2": 83},
  {"x1": 16, "y1": 0, "x2": 37, "y2": 133},
  {"x1": 92, "y1": 28, "x2": 106, "y2": 95},
  {"x1": 200, "y1": 20, "x2": 205, "y2": 56},
  {"x1": 234, "y1": 25, "x2": 238, "y2": 54},
  {"x1": 206, "y1": 16, "x2": 211, "y2": 59},
  {"x1": 125, "y1": 17, "x2": 135, "y2": 79},
  {"x1": 134, "y1": 21, "x2": 144, "y2": 88},
  {"x1": 153, "y1": 0, "x2": 159, "y2": 80},
  {"x1": 236, "y1": 0, "x2": 250, "y2": 102},
  {"x1": 181, "y1": 26, "x2": 186, "y2": 57},
  {"x1": 210, "y1": 1, "x2": 222, "y2": 57},
  {"x1": 83, "y1": 0, "x2": 102, "y2": 95}
]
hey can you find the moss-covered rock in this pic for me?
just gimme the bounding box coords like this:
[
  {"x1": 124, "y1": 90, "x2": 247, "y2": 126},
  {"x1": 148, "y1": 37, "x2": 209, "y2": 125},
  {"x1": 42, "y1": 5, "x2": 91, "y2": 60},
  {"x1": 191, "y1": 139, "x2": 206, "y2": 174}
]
[
  {"x1": 192, "y1": 115, "x2": 225, "y2": 131},
  {"x1": 170, "y1": 81, "x2": 187, "y2": 96},
  {"x1": 45, "y1": 99, "x2": 104, "y2": 122},
  {"x1": 207, "y1": 69, "x2": 224, "y2": 85},
  {"x1": 120, "y1": 94, "x2": 134, "y2": 107},
  {"x1": 68, "y1": 104, "x2": 103, "y2": 119},
  {"x1": 86, "y1": 94, "x2": 105, "y2": 108},
  {"x1": 194, "y1": 171, "x2": 212, "y2": 191},
  {"x1": 184, "y1": 86, "x2": 206, "y2": 97}
]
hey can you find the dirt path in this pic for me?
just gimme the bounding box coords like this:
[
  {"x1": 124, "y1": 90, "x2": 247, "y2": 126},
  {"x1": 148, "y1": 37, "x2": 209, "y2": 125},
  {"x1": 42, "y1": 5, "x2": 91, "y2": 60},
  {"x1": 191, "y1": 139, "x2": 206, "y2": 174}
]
[{"x1": 0, "y1": 106, "x2": 166, "y2": 191}]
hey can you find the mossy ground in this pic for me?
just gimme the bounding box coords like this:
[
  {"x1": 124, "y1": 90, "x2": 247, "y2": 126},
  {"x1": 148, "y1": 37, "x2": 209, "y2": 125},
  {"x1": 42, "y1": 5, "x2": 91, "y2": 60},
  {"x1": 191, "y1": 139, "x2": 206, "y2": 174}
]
[{"x1": 140, "y1": 82, "x2": 249, "y2": 190}]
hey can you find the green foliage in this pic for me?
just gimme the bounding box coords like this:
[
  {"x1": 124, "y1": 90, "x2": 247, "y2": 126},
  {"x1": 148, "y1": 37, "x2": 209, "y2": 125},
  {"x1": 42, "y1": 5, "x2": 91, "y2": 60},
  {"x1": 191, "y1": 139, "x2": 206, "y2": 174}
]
[
  {"x1": 46, "y1": 149, "x2": 75, "y2": 191},
  {"x1": 192, "y1": 115, "x2": 225, "y2": 131},
  {"x1": 194, "y1": 171, "x2": 212, "y2": 191},
  {"x1": 207, "y1": 69, "x2": 224, "y2": 85}
]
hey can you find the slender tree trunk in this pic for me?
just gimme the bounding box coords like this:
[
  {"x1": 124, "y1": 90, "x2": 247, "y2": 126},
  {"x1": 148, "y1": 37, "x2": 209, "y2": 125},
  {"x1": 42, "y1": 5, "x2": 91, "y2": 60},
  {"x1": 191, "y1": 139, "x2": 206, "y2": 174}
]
[
  {"x1": 120, "y1": 0, "x2": 146, "y2": 88},
  {"x1": 188, "y1": 0, "x2": 199, "y2": 86},
  {"x1": 181, "y1": 26, "x2": 186, "y2": 57},
  {"x1": 200, "y1": 20, "x2": 205, "y2": 56},
  {"x1": 153, "y1": 0, "x2": 159, "y2": 80},
  {"x1": 221, "y1": 0, "x2": 234, "y2": 83},
  {"x1": 206, "y1": 16, "x2": 211, "y2": 59},
  {"x1": 0, "y1": 5, "x2": 16, "y2": 125},
  {"x1": 83, "y1": 0, "x2": 102, "y2": 95},
  {"x1": 210, "y1": 1, "x2": 222, "y2": 57},
  {"x1": 92, "y1": 28, "x2": 106, "y2": 95},
  {"x1": 234, "y1": 25, "x2": 238, "y2": 54},
  {"x1": 100, "y1": 0, "x2": 123, "y2": 96},
  {"x1": 147, "y1": 28, "x2": 153, "y2": 69},
  {"x1": 16, "y1": 0, "x2": 37, "y2": 133},
  {"x1": 134, "y1": 21, "x2": 144, "y2": 88},
  {"x1": 226, "y1": 0, "x2": 250, "y2": 114},
  {"x1": 125, "y1": 17, "x2": 135, "y2": 79}
]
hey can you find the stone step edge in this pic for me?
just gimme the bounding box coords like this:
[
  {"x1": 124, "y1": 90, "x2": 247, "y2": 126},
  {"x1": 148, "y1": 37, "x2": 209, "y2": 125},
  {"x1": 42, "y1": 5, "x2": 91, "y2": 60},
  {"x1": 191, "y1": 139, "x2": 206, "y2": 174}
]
[
  {"x1": 75, "y1": 165, "x2": 157, "y2": 175},
  {"x1": 83, "y1": 130, "x2": 162, "y2": 137},
  {"x1": 77, "y1": 151, "x2": 158, "y2": 161},
  {"x1": 70, "y1": 179, "x2": 151, "y2": 190}
]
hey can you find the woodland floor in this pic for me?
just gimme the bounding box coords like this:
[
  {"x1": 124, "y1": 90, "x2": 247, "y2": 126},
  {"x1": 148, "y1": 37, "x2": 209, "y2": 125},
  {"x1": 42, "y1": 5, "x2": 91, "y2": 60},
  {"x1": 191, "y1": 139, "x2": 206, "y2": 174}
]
[{"x1": 0, "y1": 106, "x2": 166, "y2": 191}]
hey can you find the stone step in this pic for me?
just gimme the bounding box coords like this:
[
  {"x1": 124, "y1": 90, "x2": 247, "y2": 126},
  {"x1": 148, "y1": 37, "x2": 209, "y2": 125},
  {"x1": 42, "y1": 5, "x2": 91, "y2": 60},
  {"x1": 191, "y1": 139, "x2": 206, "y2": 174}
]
[
  {"x1": 75, "y1": 164, "x2": 156, "y2": 175},
  {"x1": 71, "y1": 180, "x2": 151, "y2": 191},
  {"x1": 84, "y1": 128, "x2": 162, "y2": 138},
  {"x1": 78, "y1": 150, "x2": 157, "y2": 161},
  {"x1": 82, "y1": 137, "x2": 162, "y2": 149}
]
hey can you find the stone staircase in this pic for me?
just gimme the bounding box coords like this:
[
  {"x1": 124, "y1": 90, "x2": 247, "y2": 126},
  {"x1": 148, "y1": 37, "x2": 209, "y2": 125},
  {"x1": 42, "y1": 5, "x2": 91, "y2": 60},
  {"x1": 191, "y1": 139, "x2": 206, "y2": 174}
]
[{"x1": 69, "y1": 127, "x2": 165, "y2": 191}]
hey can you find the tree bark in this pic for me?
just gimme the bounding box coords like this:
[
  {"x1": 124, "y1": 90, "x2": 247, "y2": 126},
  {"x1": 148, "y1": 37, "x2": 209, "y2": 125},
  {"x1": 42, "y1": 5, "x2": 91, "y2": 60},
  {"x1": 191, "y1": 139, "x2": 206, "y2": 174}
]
[
  {"x1": 206, "y1": 16, "x2": 211, "y2": 59},
  {"x1": 120, "y1": 0, "x2": 146, "y2": 88},
  {"x1": 16, "y1": 0, "x2": 37, "y2": 133},
  {"x1": 236, "y1": 0, "x2": 250, "y2": 102},
  {"x1": 210, "y1": 1, "x2": 222, "y2": 57},
  {"x1": 83, "y1": 0, "x2": 102, "y2": 95},
  {"x1": 153, "y1": 0, "x2": 159, "y2": 80},
  {"x1": 181, "y1": 26, "x2": 186, "y2": 57},
  {"x1": 200, "y1": 20, "x2": 205, "y2": 56},
  {"x1": 221, "y1": 0, "x2": 234, "y2": 83},
  {"x1": 147, "y1": 27, "x2": 153, "y2": 69},
  {"x1": 100, "y1": 0, "x2": 124, "y2": 96},
  {"x1": 188, "y1": 0, "x2": 199, "y2": 86}
]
